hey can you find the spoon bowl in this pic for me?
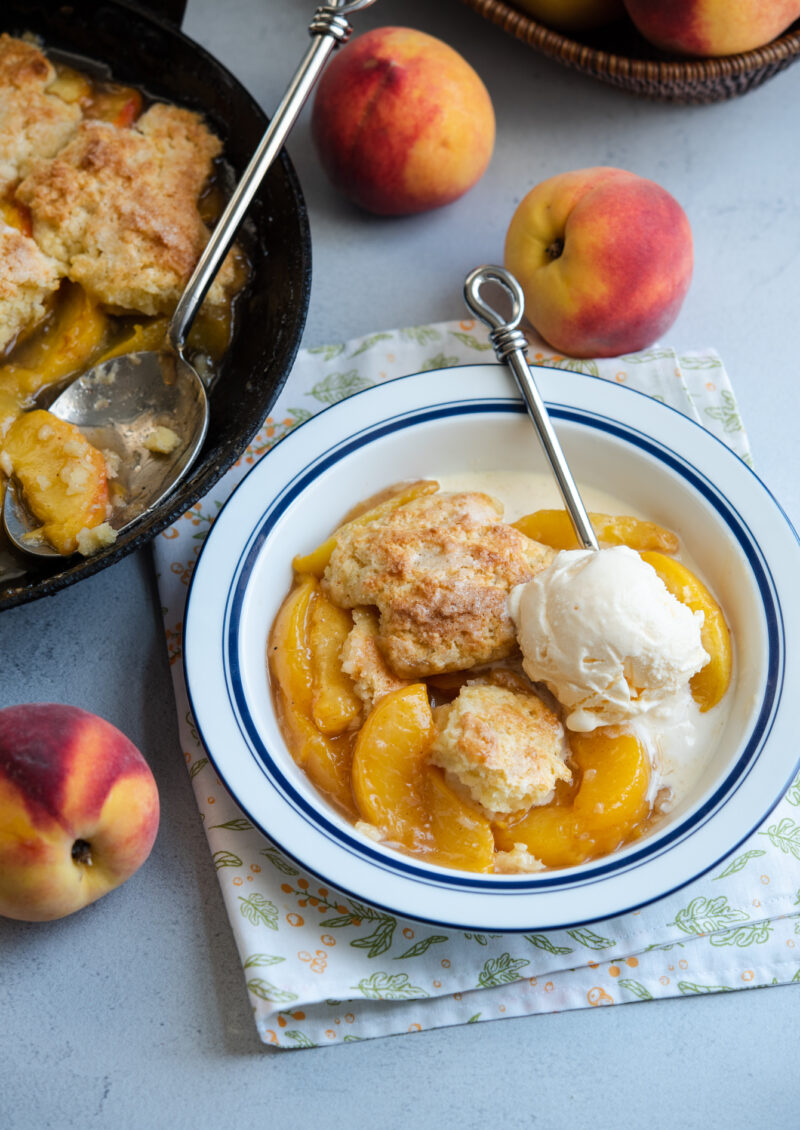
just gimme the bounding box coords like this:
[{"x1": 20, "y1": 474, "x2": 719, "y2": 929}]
[
  {"x1": 2, "y1": 0, "x2": 376, "y2": 560},
  {"x1": 3, "y1": 351, "x2": 208, "y2": 557}
]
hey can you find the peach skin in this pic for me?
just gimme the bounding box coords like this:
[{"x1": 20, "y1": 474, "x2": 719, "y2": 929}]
[
  {"x1": 311, "y1": 27, "x2": 495, "y2": 216},
  {"x1": 624, "y1": 0, "x2": 800, "y2": 58},
  {"x1": 0, "y1": 704, "x2": 159, "y2": 921},
  {"x1": 504, "y1": 167, "x2": 693, "y2": 358}
]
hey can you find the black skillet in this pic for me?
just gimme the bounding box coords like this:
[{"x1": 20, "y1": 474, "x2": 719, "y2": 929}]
[{"x1": 0, "y1": 0, "x2": 312, "y2": 610}]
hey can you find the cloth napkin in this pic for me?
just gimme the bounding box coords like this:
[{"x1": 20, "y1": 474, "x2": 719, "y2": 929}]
[{"x1": 153, "y1": 320, "x2": 799, "y2": 1050}]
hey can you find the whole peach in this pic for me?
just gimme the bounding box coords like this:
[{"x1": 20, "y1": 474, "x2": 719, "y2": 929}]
[
  {"x1": 514, "y1": 0, "x2": 624, "y2": 32},
  {"x1": 0, "y1": 704, "x2": 160, "y2": 921},
  {"x1": 311, "y1": 27, "x2": 495, "y2": 216},
  {"x1": 624, "y1": 0, "x2": 800, "y2": 57},
  {"x1": 504, "y1": 167, "x2": 693, "y2": 358}
]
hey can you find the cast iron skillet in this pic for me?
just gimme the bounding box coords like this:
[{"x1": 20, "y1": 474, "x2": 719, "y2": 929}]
[{"x1": 0, "y1": 0, "x2": 312, "y2": 610}]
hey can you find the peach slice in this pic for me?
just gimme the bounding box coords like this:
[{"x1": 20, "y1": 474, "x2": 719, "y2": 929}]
[
  {"x1": 513, "y1": 509, "x2": 679, "y2": 553},
  {"x1": 640, "y1": 550, "x2": 732, "y2": 711},
  {"x1": 569, "y1": 729, "x2": 650, "y2": 847},
  {"x1": 0, "y1": 283, "x2": 109, "y2": 401},
  {"x1": 351, "y1": 684, "x2": 435, "y2": 849},
  {"x1": 267, "y1": 577, "x2": 316, "y2": 722},
  {"x1": 276, "y1": 693, "x2": 357, "y2": 818},
  {"x1": 96, "y1": 318, "x2": 168, "y2": 365},
  {"x1": 494, "y1": 805, "x2": 592, "y2": 869},
  {"x1": 424, "y1": 766, "x2": 494, "y2": 872},
  {"x1": 308, "y1": 594, "x2": 362, "y2": 736},
  {"x1": 494, "y1": 728, "x2": 650, "y2": 867},
  {"x1": 2, "y1": 410, "x2": 110, "y2": 555},
  {"x1": 292, "y1": 479, "x2": 439, "y2": 577}
]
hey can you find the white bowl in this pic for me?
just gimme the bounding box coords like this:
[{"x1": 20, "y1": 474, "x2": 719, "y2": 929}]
[{"x1": 184, "y1": 364, "x2": 799, "y2": 931}]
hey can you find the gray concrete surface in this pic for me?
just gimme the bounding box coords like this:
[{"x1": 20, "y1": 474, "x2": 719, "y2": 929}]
[{"x1": 2, "y1": 0, "x2": 799, "y2": 1125}]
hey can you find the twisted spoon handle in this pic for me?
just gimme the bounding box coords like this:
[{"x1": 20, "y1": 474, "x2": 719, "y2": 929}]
[
  {"x1": 463, "y1": 265, "x2": 599, "y2": 552},
  {"x1": 168, "y1": 0, "x2": 378, "y2": 354}
]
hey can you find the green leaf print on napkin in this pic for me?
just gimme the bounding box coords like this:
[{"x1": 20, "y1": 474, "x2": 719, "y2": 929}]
[
  {"x1": 477, "y1": 953, "x2": 530, "y2": 988},
  {"x1": 188, "y1": 757, "x2": 208, "y2": 780},
  {"x1": 618, "y1": 979, "x2": 653, "y2": 1001},
  {"x1": 306, "y1": 342, "x2": 346, "y2": 362},
  {"x1": 311, "y1": 370, "x2": 373, "y2": 405},
  {"x1": 524, "y1": 934, "x2": 573, "y2": 956},
  {"x1": 760, "y1": 818, "x2": 800, "y2": 860},
  {"x1": 566, "y1": 927, "x2": 615, "y2": 950},
  {"x1": 238, "y1": 893, "x2": 279, "y2": 930},
  {"x1": 678, "y1": 980, "x2": 733, "y2": 995},
  {"x1": 243, "y1": 953, "x2": 285, "y2": 969},
  {"x1": 259, "y1": 846, "x2": 299, "y2": 876},
  {"x1": 705, "y1": 390, "x2": 743, "y2": 434},
  {"x1": 619, "y1": 349, "x2": 675, "y2": 364},
  {"x1": 678, "y1": 354, "x2": 722, "y2": 371},
  {"x1": 420, "y1": 353, "x2": 459, "y2": 372},
  {"x1": 708, "y1": 922, "x2": 773, "y2": 947},
  {"x1": 449, "y1": 330, "x2": 493, "y2": 352},
  {"x1": 786, "y1": 772, "x2": 800, "y2": 806},
  {"x1": 668, "y1": 895, "x2": 749, "y2": 936},
  {"x1": 212, "y1": 850, "x2": 242, "y2": 870},
  {"x1": 713, "y1": 849, "x2": 766, "y2": 880},
  {"x1": 541, "y1": 356, "x2": 600, "y2": 378},
  {"x1": 401, "y1": 325, "x2": 441, "y2": 346},
  {"x1": 246, "y1": 979, "x2": 298, "y2": 1004},
  {"x1": 354, "y1": 972, "x2": 429, "y2": 1000},
  {"x1": 394, "y1": 935, "x2": 448, "y2": 960},
  {"x1": 209, "y1": 818, "x2": 253, "y2": 832},
  {"x1": 320, "y1": 902, "x2": 398, "y2": 958},
  {"x1": 285, "y1": 1030, "x2": 316, "y2": 1048},
  {"x1": 349, "y1": 332, "x2": 393, "y2": 357}
]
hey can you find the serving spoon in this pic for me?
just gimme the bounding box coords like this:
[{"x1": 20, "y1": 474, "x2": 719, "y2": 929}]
[
  {"x1": 3, "y1": 0, "x2": 378, "y2": 558},
  {"x1": 463, "y1": 264, "x2": 599, "y2": 551}
]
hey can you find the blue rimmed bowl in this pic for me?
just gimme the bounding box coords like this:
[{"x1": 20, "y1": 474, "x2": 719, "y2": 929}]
[{"x1": 183, "y1": 364, "x2": 799, "y2": 931}]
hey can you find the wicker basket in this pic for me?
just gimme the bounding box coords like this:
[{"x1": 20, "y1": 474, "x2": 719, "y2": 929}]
[{"x1": 460, "y1": 0, "x2": 800, "y2": 103}]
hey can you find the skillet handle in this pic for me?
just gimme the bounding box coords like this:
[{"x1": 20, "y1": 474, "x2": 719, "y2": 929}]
[{"x1": 128, "y1": 0, "x2": 188, "y2": 27}]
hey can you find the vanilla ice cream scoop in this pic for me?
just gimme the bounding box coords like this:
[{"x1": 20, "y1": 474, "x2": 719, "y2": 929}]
[{"x1": 509, "y1": 546, "x2": 709, "y2": 732}]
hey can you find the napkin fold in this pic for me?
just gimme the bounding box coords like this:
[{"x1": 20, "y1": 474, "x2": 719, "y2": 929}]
[{"x1": 153, "y1": 320, "x2": 798, "y2": 1049}]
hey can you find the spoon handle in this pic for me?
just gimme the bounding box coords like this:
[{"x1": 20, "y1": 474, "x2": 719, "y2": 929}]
[
  {"x1": 463, "y1": 265, "x2": 599, "y2": 552},
  {"x1": 168, "y1": 0, "x2": 378, "y2": 354}
]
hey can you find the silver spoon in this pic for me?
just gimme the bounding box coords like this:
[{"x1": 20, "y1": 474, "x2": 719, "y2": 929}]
[
  {"x1": 463, "y1": 264, "x2": 599, "y2": 551},
  {"x1": 4, "y1": 0, "x2": 377, "y2": 559}
]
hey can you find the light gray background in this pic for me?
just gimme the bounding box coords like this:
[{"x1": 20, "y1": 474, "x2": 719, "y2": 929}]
[{"x1": 2, "y1": 0, "x2": 799, "y2": 1126}]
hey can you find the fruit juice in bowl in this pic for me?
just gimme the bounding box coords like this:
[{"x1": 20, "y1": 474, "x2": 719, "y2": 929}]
[{"x1": 184, "y1": 364, "x2": 796, "y2": 930}]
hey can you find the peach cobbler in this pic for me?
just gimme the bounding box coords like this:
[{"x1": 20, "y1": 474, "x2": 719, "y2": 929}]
[
  {"x1": 268, "y1": 478, "x2": 733, "y2": 874},
  {"x1": 0, "y1": 33, "x2": 247, "y2": 562}
]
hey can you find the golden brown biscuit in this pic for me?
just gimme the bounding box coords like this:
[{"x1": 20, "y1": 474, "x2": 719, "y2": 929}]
[
  {"x1": 429, "y1": 683, "x2": 570, "y2": 815},
  {"x1": 340, "y1": 607, "x2": 412, "y2": 713},
  {"x1": 0, "y1": 34, "x2": 80, "y2": 194},
  {"x1": 323, "y1": 490, "x2": 555, "y2": 676},
  {"x1": 0, "y1": 220, "x2": 61, "y2": 352},
  {"x1": 17, "y1": 103, "x2": 237, "y2": 315}
]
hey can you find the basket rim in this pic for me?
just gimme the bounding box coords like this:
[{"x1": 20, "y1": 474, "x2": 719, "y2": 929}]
[{"x1": 461, "y1": 0, "x2": 800, "y2": 79}]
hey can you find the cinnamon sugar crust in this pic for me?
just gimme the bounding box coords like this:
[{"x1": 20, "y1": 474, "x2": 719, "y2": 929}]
[
  {"x1": 429, "y1": 683, "x2": 570, "y2": 815},
  {"x1": 323, "y1": 490, "x2": 555, "y2": 677},
  {"x1": 0, "y1": 221, "x2": 61, "y2": 351},
  {"x1": 16, "y1": 102, "x2": 238, "y2": 315},
  {"x1": 0, "y1": 34, "x2": 81, "y2": 195}
]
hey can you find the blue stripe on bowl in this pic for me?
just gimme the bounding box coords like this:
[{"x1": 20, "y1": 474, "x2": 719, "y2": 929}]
[{"x1": 217, "y1": 397, "x2": 783, "y2": 897}]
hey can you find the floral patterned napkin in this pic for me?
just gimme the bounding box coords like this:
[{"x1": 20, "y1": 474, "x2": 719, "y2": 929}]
[{"x1": 153, "y1": 320, "x2": 799, "y2": 1050}]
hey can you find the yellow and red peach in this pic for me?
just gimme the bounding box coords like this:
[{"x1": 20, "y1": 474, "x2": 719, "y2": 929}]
[
  {"x1": 0, "y1": 704, "x2": 159, "y2": 921},
  {"x1": 504, "y1": 166, "x2": 693, "y2": 358},
  {"x1": 624, "y1": 0, "x2": 800, "y2": 58},
  {"x1": 311, "y1": 27, "x2": 495, "y2": 216}
]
